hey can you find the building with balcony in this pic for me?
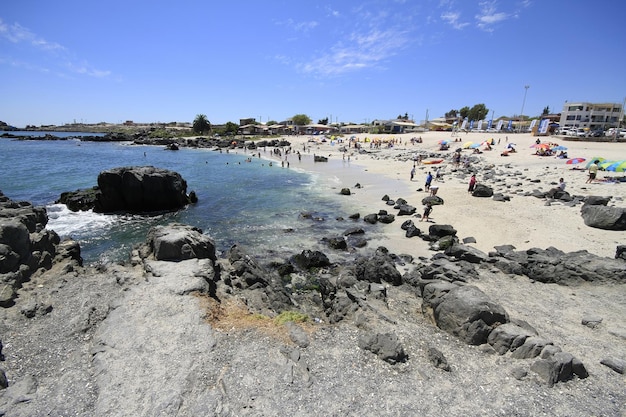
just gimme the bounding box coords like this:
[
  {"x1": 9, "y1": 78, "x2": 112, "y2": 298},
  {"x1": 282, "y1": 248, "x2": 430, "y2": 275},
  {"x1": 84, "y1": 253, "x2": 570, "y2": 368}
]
[{"x1": 559, "y1": 102, "x2": 623, "y2": 131}]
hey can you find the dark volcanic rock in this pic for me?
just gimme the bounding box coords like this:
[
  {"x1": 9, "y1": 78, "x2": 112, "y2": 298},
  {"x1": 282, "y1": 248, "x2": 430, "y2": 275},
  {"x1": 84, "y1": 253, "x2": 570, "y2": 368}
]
[
  {"x1": 580, "y1": 204, "x2": 626, "y2": 230},
  {"x1": 427, "y1": 347, "x2": 451, "y2": 371},
  {"x1": 444, "y1": 243, "x2": 488, "y2": 263},
  {"x1": 428, "y1": 285, "x2": 509, "y2": 345},
  {"x1": 0, "y1": 192, "x2": 81, "y2": 307},
  {"x1": 354, "y1": 247, "x2": 402, "y2": 286},
  {"x1": 397, "y1": 204, "x2": 416, "y2": 216},
  {"x1": 530, "y1": 352, "x2": 588, "y2": 386},
  {"x1": 472, "y1": 184, "x2": 494, "y2": 197},
  {"x1": 291, "y1": 249, "x2": 331, "y2": 270},
  {"x1": 96, "y1": 166, "x2": 190, "y2": 213},
  {"x1": 491, "y1": 247, "x2": 626, "y2": 284},
  {"x1": 421, "y1": 196, "x2": 444, "y2": 206},
  {"x1": 428, "y1": 224, "x2": 457, "y2": 238},
  {"x1": 363, "y1": 213, "x2": 379, "y2": 224},
  {"x1": 57, "y1": 187, "x2": 99, "y2": 212},
  {"x1": 141, "y1": 223, "x2": 216, "y2": 262},
  {"x1": 583, "y1": 195, "x2": 611, "y2": 206},
  {"x1": 358, "y1": 332, "x2": 407, "y2": 364}
]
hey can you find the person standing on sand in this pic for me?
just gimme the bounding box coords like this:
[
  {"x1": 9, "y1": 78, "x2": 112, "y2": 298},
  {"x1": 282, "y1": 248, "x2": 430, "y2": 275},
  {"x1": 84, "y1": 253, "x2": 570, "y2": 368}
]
[
  {"x1": 420, "y1": 203, "x2": 432, "y2": 222},
  {"x1": 587, "y1": 160, "x2": 599, "y2": 183},
  {"x1": 425, "y1": 172, "x2": 433, "y2": 191},
  {"x1": 468, "y1": 174, "x2": 476, "y2": 193},
  {"x1": 410, "y1": 166, "x2": 416, "y2": 181}
]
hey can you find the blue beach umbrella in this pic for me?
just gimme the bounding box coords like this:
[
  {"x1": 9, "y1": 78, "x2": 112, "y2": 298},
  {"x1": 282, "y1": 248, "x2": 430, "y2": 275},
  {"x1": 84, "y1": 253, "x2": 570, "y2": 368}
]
[
  {"x1": 605, "y1": 160, "x2": 626, "y2": 172},
  {"x1": 551, "y1": 145, "x2": 568, "y2": 151},
  {"x1": 599, "y1": 160, "x2": 617, "y2": 170}
]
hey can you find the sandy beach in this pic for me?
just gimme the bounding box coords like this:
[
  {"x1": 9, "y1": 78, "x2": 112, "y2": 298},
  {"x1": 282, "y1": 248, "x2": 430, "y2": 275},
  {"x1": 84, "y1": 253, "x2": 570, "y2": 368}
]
[{"x1": 261, "y1": 131, "x2": 626, "y2": 260}]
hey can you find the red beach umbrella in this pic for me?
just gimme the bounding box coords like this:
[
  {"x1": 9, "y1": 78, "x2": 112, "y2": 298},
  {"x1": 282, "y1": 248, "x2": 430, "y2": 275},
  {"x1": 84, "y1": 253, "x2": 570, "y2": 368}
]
[{"x1": 566, "y1": 158, "x2": 586, "y2": 165}]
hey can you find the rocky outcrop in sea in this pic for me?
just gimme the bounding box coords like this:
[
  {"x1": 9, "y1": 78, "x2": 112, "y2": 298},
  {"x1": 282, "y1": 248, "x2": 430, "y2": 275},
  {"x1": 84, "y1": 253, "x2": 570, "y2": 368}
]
[{"x1": 57, "y1": 166, "x2": 194, "y2": 213}]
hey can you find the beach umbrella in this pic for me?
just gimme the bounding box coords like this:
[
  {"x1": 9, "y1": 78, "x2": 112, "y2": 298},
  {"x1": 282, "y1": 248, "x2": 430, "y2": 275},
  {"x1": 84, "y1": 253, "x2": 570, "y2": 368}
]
[
  {"x1": 530, "y1": 143, "x2": 550, "y2": 148},
  {"x1": 585, "y1": 157, "x2": 605, "y2": 168},
  {"x1": 438, "y1": 139, "x2": 449, "y2": 144},
  {"x1": 605, "y1": 160, "x2": 626, "y2": 172},
  {"x1": 470, "y1": 143, "x2": 481, "y2": 149},
  {"x1": 566, "y1": 157, "x2": 586, "y2": 165},
  {"x1": 462, "y1": 141, "x2": 474, "y2": 149},
  {"x1": 599, "y1": 160, "x2": 616, "y2": 170},
  {"x1": 551, "y1": 145, "x2": 568, "y2": 151}
]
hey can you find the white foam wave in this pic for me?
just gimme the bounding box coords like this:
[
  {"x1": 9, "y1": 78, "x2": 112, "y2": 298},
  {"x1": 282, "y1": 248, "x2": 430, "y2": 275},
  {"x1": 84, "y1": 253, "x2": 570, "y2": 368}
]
[{"x1": 46, "y1": 204, "x2": 117, "y2": 238}]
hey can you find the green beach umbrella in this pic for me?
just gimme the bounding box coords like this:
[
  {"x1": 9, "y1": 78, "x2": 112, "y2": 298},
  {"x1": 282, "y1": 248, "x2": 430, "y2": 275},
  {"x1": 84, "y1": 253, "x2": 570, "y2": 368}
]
[{"x1": 585, "y1": 157, "x2": 605, "y2": 168}]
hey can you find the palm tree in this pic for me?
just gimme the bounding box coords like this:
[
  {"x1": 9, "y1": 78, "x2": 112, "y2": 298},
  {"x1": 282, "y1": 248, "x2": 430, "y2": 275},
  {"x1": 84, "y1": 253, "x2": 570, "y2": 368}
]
[{"x1": 193, "y1": 114, "x2": 211, "y2": 134}]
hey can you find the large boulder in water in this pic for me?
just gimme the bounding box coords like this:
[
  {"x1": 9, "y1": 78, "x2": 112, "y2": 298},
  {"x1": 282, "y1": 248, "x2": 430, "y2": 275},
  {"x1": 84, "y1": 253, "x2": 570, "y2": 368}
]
[{"x1": 95, "y1": 166, "x2": 190, "y2": 213}]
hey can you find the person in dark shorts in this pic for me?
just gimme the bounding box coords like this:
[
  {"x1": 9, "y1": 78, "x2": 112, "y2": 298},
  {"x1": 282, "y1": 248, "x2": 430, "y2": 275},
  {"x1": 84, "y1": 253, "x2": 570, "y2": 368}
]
[
  {"x1": 420, "y1": 203, "x2": 432, "y2": 222},
  {"x1": 425, "y1": 172, "x2": 433, "y2": 191}
]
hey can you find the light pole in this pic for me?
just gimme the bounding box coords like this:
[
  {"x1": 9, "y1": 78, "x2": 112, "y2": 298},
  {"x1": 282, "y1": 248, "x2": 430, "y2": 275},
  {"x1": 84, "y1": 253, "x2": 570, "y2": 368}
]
[{"x1": 520, "y1": 85, "x2": 529, "y2": 132}]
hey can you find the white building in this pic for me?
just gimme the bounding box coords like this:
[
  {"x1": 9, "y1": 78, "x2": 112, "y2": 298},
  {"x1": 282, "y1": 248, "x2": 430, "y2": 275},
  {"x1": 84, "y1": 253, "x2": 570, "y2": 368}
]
[{"x1": 559, "y1": 102, "x2": 623, "y2": 131}]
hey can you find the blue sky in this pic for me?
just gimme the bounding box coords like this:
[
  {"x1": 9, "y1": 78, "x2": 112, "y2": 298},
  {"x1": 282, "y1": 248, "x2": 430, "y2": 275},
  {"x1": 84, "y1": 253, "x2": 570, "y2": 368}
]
[{"x1": 1, "y1": 1, "x2": 625, "y2": 128}]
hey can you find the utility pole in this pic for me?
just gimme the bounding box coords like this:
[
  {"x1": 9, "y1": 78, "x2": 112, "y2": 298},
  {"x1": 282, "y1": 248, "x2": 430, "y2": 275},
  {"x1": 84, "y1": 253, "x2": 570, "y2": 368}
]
[{"x1": 520, "y1": 85, "x2": 530, "y2": 132}]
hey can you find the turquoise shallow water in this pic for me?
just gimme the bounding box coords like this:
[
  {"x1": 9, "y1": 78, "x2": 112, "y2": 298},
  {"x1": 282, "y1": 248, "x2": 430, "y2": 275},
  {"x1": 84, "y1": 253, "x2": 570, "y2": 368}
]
[{"x1": 0, "y1": 136, "x2": 354, "y2": 264}]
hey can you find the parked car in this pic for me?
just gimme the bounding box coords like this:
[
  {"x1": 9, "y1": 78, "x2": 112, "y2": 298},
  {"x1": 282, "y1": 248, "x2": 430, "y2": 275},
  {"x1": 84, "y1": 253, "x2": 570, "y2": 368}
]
[{"x1": 604, "y1": 128, "x2": 626, "y2": 138}]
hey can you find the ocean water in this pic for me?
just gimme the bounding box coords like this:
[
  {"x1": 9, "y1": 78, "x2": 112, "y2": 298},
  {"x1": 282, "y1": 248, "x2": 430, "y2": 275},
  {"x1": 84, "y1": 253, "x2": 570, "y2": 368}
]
[{"x1": 0, "y1": 135, "x2": 357, "y2": 264}]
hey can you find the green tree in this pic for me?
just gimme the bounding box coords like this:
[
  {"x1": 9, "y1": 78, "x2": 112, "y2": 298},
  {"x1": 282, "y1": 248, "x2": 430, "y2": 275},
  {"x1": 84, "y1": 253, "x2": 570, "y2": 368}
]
[
  {"x1": 222, "y1": 121, "x2": 239, "y2": 135},
  {"x1": 193, "y1": 114, "x2": 211, "y2": 134},
  {"x1": 459, "y1": 106, "x2": 470, "y2": 119},
  {"x1": 318, "y1": 117, "x2": 329, "y2": 125},
  {"x1": 542, "y1": 106, "x2": 550, "y2": 115},
  {"x1": 467, "y1": 104, "x2": 489, "y2": 121},
  {"x1": 445, "y1": 109, "x2": 458, "y2": 119},
  {"x1": 292, "y1": 114, "x2": 311, "y2": 126},
  {"x1": 267, "y1": 120, "x2": 278, "y2": 126}
]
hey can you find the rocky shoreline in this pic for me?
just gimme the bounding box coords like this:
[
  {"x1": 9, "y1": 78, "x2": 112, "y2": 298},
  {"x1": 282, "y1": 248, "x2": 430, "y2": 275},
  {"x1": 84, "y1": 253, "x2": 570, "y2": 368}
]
[{"x1": 0, "y1": 187, "x2": 625, "y2": 416}]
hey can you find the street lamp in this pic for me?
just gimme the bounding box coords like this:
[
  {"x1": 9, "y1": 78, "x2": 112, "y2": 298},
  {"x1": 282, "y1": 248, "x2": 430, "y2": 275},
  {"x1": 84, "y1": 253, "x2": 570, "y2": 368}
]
[{"x1": 520, "y1": 85, "x2": 529, "y2": 132}]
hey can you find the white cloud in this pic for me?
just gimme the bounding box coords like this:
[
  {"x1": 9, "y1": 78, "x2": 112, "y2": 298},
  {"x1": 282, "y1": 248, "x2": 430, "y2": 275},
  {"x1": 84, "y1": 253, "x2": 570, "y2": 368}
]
[
  {"x1": 298, "y1": 27, "x2": 409, "y2": 76},
  {"x1": 279, "y1": 18, "x2": 319, "y2": 33},
  {"x1": 0, "y1": 18, "x2": 109, "y2": 78},
  {"x1": 441, "y1": 11, "x2": 470, "y2": 30},
  {"x1": 325, "y1": 6, "x2": 340, "y2": 18},
  {"x1": 475, "y1": 1, "x2": 509, "y2": 31},
  {"x1": 0, "y1": 19, "x2": 65, "y2": 52}
]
